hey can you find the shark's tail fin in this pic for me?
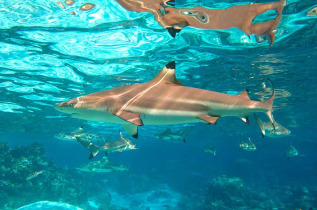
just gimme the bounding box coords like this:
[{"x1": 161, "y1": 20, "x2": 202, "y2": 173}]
[
  {"x1": 263, "y1": 78, "x2": 275, "y2": 127},
  {"x1": 253, "y1": 114, "x2": 266, "y2": 138},
  {"x1": 181, "y1": 127, "x2": 192, "y2": 142},
  {"x1": 75, "y1": 137, "x2": 100, "y2": 159}
]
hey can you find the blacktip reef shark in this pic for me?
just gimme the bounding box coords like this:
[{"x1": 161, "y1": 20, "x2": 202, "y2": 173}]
[
  {"x1": 54, "y1": 127, "x2": 112, "y2": 144},
  {"x1": 55, "y1": 61, "x2": 276, "y2": 138},
  {"x1": 77, "y1": 156, "x2": 128, "y2": 173},
  {"x1": 155, "y1": 126, "x2": 192, "y2": 143},
  {"x1": 76, "y1": 131, "x2": 137, "y2": 159},
  {"x1": 204, "y1": 145, "x2": 216, "y2": 157},
  {"x1": 254, "y1": 113, "x2": 290, "y2": 138}
]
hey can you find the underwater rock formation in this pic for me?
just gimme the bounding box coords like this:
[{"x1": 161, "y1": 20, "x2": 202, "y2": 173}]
[
  {"x1": 0, "y1": 142, "x2": 111, "y2": 209},
  {"x1": 203, "y1": 175, "x2": 317, "y2": 209}
]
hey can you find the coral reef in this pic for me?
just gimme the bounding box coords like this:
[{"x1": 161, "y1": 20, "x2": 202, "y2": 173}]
[
  {"x1": 203, "y1": 175, "x2": 317, "y2": 209},
  {"x1": 0, "y1": 142, "x2": 111, "y2": 209}
]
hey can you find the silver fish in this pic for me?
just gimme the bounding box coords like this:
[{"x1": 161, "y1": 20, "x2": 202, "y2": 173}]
[
  {"x1": 26, "y1": 170, "x2": 43, "y2": 181},
  {"x1": 239, "y1": 137, "x2": 257, "y2": 151}
]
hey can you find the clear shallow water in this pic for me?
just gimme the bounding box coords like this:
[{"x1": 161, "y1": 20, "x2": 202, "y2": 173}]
[{"x1": 0, "y1": 0, "x2": 316, "y2": 209}]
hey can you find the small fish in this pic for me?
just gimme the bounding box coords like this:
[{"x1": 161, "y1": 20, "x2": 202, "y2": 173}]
[
  {"x1": 239, "y1": 137, "x2": 257, "y2": 151},
  {"x1": 26, "y1": 170, "x2": 43, "y2": 181},
  {"x1": 286, "y1": 143, "x2": 298, "y2": 159}
]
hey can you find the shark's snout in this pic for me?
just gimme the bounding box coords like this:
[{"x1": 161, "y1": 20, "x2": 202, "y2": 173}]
[{"x1": 54, "y1": 100, "x2": 76, "y2": 113}]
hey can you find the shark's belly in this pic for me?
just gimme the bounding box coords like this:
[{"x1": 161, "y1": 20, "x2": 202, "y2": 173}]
[
  {"x1": 141, "y1": 114, "x2": 198, "y2": 125},
  {"x1": 72, "y1": 110, "x2": 123, "y2": 123}
]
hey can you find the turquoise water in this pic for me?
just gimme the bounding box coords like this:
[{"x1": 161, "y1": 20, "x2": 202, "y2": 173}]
[{"x1": 0, "y1": 0, "x2": 316, "y2": 209}]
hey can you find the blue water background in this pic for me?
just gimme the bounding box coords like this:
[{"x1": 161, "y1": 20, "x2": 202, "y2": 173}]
[{"x1": 0, "y1": 0, "x2": 316, "y2": 209}]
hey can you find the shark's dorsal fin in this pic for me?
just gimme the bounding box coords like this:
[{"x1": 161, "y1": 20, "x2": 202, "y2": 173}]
[
  {"x1": 150, "y1": 61, "x2": 184, "y2": 86},
  {"x1": 103, "y1": 140, "x2": 109, "y2": 147},
  {"x1": 237, "y1": 89, "x2": 250, "y2": 100}
]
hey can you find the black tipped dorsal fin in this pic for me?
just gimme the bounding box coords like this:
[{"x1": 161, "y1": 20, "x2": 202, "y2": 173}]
[
  {"x1": 150, "y1": 61, "x2": 183, "y2": 86},
  {"x1": 237, "y1": 89, "x2": 250, "y2": 100}
]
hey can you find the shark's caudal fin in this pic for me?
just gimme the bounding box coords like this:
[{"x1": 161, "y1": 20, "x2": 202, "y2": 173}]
[
  {"x1": 253, "y1": 114, "x2": 266, "y2": 138},
  {"x1": 75, "y1": 137, "x2": 100, "y2": 159},
  {"x1": 263, "y1": 79, "x2": 275, "y2": 127},
  {"x1": 181, "y1": 127, "x2": 192, "y2": 142}
]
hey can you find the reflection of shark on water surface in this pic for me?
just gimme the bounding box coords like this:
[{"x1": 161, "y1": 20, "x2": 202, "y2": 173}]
[
  {"x1": 254, "y1": 114, "x2": 290, "y2": 138},
  {"x1": 155, "y1": 126, "x2": 192, "y2": 143},
  {"x1": 76, "y1": 131, "x2": 137, "y2": 159},
  {"x1": 55, "y1": 62, "x2": 276, "y2": 138},
  {"x1": 77, "y1": 157, "x2": 128, "y2": 173}
]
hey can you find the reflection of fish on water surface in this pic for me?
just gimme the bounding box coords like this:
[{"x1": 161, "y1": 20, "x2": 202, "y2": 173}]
[
  {"x1": 307, "y1": 7, "x2": 317, "y2": 16},
  {"x1": 26, "y1": 170, "x2": 44, "y2": 181}
]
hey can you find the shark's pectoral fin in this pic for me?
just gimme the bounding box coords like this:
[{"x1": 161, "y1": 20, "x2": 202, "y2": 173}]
[
  {"x1": 116, "y1": 110, "x2": 143, "y2": 126},
  {"x1": 241, "y1": 117, "x2": 250, "y2": 124},
  {"x1": 121, "y1": 123, "x2": 138, "y2": 139},
  {"x1": 198, "y1": 115, "x2": 219, "y2": 124},
  {"x1": 253, "y1": 113, "x2": 266, "y2": 138}
]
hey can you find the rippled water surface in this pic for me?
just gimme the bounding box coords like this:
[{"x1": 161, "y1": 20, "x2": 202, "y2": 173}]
[{"x1": 0, "y1": 0, "x2": 317, "y2": 209}]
